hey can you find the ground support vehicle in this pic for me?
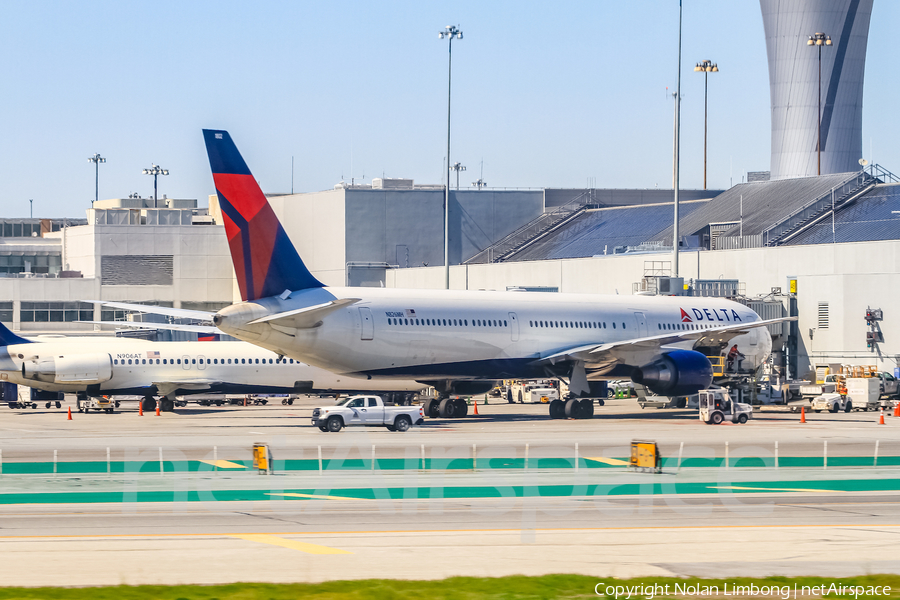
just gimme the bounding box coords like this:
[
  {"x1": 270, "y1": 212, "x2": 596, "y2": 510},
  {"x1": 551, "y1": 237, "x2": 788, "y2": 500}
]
[
  {"x1": 811, "y1": 392, "x2": 853, "y2": 413},
  {"x1": 699, "y1": 389, "x2": 753, "y2": 424},
  {"x1": 76, "y1": 394, "x2": 117, "y2": 414},
  {"x1": 312, "y1": 395, "x2": 425, "y2": 432},
  {"x1": 508, "y1": 380, "x2": 559, "y2": 404},
  {"x1": 846, "y1": 378, "x2": 881, "y2": 411}
]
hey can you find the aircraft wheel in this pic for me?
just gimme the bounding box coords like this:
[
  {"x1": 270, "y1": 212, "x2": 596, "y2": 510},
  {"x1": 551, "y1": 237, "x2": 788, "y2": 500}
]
[
  {"x1": 438, "y1": 398, "x2": 456, "y2": 418},
  {"x1": 547, "y1": 399, "x2": 562, "y2": 419},
  {"x1": 423, "y1": 398, "x2": 439, "y2": 418},
  {"x1": 563, "y1": 398, "x2": 580, "y2": 419},
  {"x1": 580, "y1": 399, "x2": 594, "y2": 418},
  {"x1": 326, "y1": 416, "x2": 343, "y2": 432},
  {"x1": 454, "y1": 398, "x2": 468, "y2": 417},
  {"x1": 141, "y1": 397, "x2": 156, "y2": 412}
]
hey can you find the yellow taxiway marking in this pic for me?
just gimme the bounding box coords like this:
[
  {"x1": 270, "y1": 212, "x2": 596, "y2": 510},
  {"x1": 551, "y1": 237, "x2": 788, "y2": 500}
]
[
  {"x1": 230, "y1": 533, "x2": 352, "y2": 555},
  {"x1": 584, "y1": 457, "x2": 630, "y2": 466},
  {"x1": 709, "y1": 486, "x2": 845, "y2": 493},
  {"x1": 266, "y1": 492, "x2": 373, "y2": 502},
  {"x1": 198, "y1": 460, "x2": 247, "y2": 469}
]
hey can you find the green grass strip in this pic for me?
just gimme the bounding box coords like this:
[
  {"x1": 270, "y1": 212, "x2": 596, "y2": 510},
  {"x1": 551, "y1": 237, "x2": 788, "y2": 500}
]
[{"x1": 1, "y1": 574, "x2": 900, "y2": 599}]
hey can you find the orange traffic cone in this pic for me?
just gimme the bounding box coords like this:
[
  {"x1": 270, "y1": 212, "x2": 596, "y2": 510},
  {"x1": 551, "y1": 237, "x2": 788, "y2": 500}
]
[
  {"x1": 67, "y1": 406, "x2": 72, "y2": 420},
  {"x1": 473, "y1": 399, "x2": 479, "y2": 415},
  {"x1": 800, "y1": 406, "x2": 806, "y2": 423},
  {"x1": 894, "y1": 403, "x2": 899, "y2": 418},
  {"x1": 155, "y1": 402, "x2": 161, "y2": 416},
  {"x1": 139, "y1": 401, "x2": 143, "y2": 417},
  {"x1": 880, "y1": 408, "x2": 885, "y2": 425}
]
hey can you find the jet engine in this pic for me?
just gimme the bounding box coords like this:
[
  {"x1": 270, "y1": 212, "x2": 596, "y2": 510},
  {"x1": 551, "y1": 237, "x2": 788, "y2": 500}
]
[
  {"x1": 631, "y1": 349, "x2": 713, "y2": 396},
  {"x1": 22, "y1": 354, "x2": 113, "y2": 385}
]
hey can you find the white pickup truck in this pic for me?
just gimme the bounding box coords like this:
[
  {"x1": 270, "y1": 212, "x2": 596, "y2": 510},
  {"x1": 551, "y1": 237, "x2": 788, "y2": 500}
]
[{"x1": 311, "y1": 395, "x2": 425, "y2": 432}]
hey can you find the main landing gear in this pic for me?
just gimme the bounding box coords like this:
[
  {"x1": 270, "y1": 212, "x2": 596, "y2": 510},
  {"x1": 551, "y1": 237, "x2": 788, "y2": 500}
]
[
  {"x1": 549, "y1": 397, "x2": 596, "y2": 420},
  {"x1": 141, "y1": 396, "x2": 176, "y2": 412},
  {"x1": 422, "y1": 396, "x2": 469, "y2": 418}
]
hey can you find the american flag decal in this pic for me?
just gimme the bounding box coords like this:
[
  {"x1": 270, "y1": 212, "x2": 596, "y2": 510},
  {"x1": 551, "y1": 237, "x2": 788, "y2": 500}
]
[{"x1": 147, "y1": 351, "x2": 160, "y2": 359}]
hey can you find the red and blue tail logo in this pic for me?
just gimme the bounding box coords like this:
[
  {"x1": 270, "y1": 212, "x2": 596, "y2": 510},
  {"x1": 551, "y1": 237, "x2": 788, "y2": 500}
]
[{"x1": 203, "y1": 129, "x2": 323, "y2": 301}]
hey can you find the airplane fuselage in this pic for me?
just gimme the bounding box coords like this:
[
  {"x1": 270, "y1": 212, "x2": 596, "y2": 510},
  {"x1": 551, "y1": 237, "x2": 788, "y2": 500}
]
[
  {"x1": 216, "y1": 287, "x2": 769, "y2": 381},
  {"x1": 1, "y1": 336, "x2": 424, "y2": 396}
]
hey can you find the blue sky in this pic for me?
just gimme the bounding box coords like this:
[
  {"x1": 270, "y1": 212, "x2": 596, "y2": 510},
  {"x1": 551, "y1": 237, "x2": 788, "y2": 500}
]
[{"x1": 1, "y1": 1, "x2": 897, "y2": 218}]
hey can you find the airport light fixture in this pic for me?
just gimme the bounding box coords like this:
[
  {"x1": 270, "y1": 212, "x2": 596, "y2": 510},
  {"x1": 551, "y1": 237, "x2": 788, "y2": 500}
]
[
  {"x1": 451, "y1": 162, "x2": 466, "y2": 190},
  {"x1": 439, "y1": 24, "x2": 463, "y2": 289},
  {"x1": 672, "y1": 0, "x2": 683, "y2": 277},
  {"x1": 142, "y1": 164, "x2": 169, "y2": 208},
  {"x1": 694, "y1": 60, "x2": 718, "y2": 190},
  {"x1": 87, "y1": 153, "x2": 106, "y2": 205},
  {"x1": 807, "y1": 32, "x2": 832, "y2": 176}
]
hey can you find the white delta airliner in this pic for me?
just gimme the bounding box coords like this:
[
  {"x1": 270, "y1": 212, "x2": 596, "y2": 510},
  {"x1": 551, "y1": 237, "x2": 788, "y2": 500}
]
[
  {"x1": 0, "y1": 323, "x2": 423, "y2": 412},
  {"x1": 200, "y1": 129, "x2": 789, "y2": 420}
]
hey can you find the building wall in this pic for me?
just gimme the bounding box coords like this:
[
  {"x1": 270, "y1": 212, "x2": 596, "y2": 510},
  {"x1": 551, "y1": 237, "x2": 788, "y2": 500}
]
[
  {"x1": 271, "y1": 188, "x2": 543, "y2": 287},
  {"x1": 387, "y1": 240, "x2": 900, "y2": 377},
  {"x1": 5, "y1": 222, "x2": 233, "y2": 332},
  {"x1": 761, "y1": 0, "x2": 873, "y2": 179}
]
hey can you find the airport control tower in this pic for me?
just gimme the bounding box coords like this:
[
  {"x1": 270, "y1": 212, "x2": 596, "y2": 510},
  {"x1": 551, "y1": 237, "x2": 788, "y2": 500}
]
[{"x1": 761, "y1": 0, "x2": 873, "y2": 179}]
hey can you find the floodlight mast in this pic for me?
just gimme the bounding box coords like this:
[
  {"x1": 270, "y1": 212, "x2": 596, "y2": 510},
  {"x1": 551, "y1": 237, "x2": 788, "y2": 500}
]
[
  {"x1": 439, "y1": 24, "x2": 463, "y2": 289},
  {"x1": 88, "y1": 153, "x2": 106, "y2": 205},
  {"x1": 807, "y1": 32, "x2": 832, "y2": 176},
  {"x1": 142, "y1": 164, "x2": 169, "y2": 208}
]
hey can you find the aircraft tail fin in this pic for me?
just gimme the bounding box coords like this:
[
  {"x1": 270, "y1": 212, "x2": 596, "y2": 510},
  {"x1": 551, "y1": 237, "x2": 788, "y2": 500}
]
[
  {"x1": 0, "y1": 322, "x2": 31, "y2": 346},
  {"x1": 202, "y1": 129, "x2": 324, "y2": 301}
]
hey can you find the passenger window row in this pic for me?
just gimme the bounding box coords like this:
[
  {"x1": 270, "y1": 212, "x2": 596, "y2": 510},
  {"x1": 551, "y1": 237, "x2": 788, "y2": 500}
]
[
  {"x1": 659, "y1": 322, "x2": 711, "y2": 331},
  {"x1": 112, "y1": 357, "x2": 295, "y2": 366},
  {"x1": 529, "y1": 320, "x2": 625, "y2": 330},
  {"x1": 388, "y1": 317, "x2": 508, "y2": 328}
]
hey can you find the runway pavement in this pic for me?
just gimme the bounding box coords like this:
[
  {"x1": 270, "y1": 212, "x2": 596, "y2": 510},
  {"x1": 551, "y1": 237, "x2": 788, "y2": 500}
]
[{"x1": 2, "y1": 396, "x2": 900, "y2": 586}]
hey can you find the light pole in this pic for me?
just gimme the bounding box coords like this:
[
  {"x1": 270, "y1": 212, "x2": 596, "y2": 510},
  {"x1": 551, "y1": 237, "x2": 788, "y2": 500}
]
[
  {"x1": 672, "y1": 0, "x2": 683, "y2": 277},
  {"x1": 439, "y1": 24, "x2": 462, "y2": 289},
  {"x1": 451, "y1": 162, "x2": 466, "y2": 190},
  {"x1": 142, "y1": 164, "x2": 169, "y2": 208},
  {"x1": 87, "y1": 153, "x2": 106, "y2": 204},
  {"x1": 694, "y1": 60, "x2": 718, "y2": 190},
  {"x1": 808, "y1": 32, "x2": 832, "y2": 176}
]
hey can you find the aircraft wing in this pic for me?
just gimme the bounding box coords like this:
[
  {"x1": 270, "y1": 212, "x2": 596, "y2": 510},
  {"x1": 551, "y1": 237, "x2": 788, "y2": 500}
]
[
  {"x1": 86, "y1": 301, "x2": 216, "y2": 321},
  {"x1": 80, "y1": 321, "x2": 220, "y2": 335},
  {"x1": 538, "y1": 316, "x2": 797, "y2": 369},
  {"x1": 247, "y1": 298, "x2": 361, "y2": 329}
]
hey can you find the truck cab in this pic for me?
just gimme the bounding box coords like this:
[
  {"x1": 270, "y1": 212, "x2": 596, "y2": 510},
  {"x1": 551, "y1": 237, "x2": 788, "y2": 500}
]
[{"x1": 699, "y1": 389, "x2": 753, "y2": 425}]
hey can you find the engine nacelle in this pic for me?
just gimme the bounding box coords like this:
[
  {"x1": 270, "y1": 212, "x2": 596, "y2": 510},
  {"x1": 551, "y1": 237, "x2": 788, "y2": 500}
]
[
  {"x1": 22, "y1": 353, "x2": 113, "y2": 385},
  {"x1": 631, "y1": 349, "x2": 713, "y2": 396}
]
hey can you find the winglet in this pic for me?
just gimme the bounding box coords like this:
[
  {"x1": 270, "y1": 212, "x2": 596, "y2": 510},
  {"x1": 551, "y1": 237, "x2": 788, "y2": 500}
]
[
  {"x1": 0, "y1": 321, "x2": 31, "y2": 346},
  {"x1": 203, "y1": 129, "x2": 324, "y2": 301}
]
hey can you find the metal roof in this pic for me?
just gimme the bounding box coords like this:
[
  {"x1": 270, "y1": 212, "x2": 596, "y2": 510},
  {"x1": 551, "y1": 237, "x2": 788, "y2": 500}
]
[
  {"x1": 783, "y1": 183, "x2": 900, "y2": 245},
  {"x1": 653, "y1": 172, "x2": 859, "y2": 243},
  {"x1": 508, "y1": 200, "x2": 709, "y2": 262}
]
